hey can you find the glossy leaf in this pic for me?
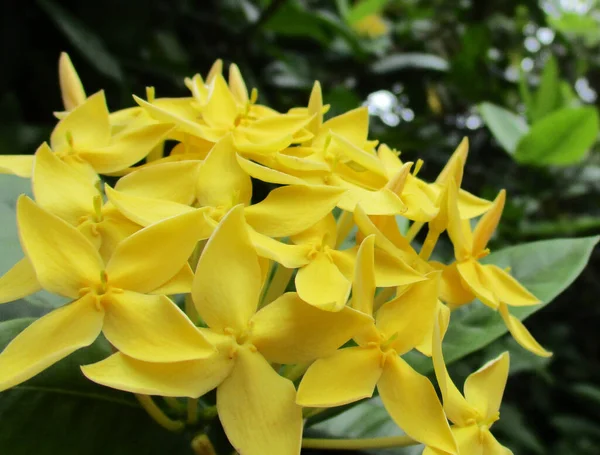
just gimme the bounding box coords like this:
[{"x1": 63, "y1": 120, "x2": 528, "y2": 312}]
[{"x1": 479, "y1": 102, "x2": 529, "y2": 155}]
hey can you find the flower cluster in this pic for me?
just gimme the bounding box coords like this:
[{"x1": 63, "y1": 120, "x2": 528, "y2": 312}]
[{"x1": 0, "y1": 53, "x2": 550, "y2": 454}]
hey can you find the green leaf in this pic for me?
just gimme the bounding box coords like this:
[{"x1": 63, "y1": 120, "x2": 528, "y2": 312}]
[
  {"x1": 346, "y1": 0, "x2": 390, "y2": 24},
  {"x1": 479, "y1": 102, "x2": 529, "y2": 155},
  {"x1": 264, "y1": 1, "x2": 330, "y2": 45},
  {"x1": 371, "y1": 53, "x2": 449, "y2": 73},
  {"x1": 0, "y1": 318, "x2": 192, "y2": 455},
  {"x1": 548, "y1": 13, "x2": 600, "y2": 47},
  {"x1": 530, "y1": 56, "x2": 560, "y2": 122},
  {"x1": 38, "y1": 0, "x2": 124, "y2": 82},
  {"x1": 514, "y1": 107, "x2": 599, "y2": 166}
]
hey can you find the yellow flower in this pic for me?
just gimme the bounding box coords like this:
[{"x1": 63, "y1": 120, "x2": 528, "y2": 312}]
[
  {"x1": 425, "y1": 321, "x2": 513, "y2": 455},
  {"x1": 0, "y1": 92, "x2": 173, "y2": 180},
  {"x1": 352, "y1": 14, "x2": 389, "y2": 39},
  {"x1": 443, "y1": 180, "x2": 551, "y2": 357},
  {"x1": 57, "y1": 52, "x2": 86, "y2": 113},
  {"x1": 297, "y1": 235, "x2": 457, "y2": 455},
  {"x1": 0, "y1": 196, "x2": 215, "y2": 391},
  {"x1": 82, "y1": 205, "x2": 371, "y2": 455}
]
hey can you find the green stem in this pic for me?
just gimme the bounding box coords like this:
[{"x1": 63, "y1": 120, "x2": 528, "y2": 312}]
[
  {"x1": 282, "y1": 362, "x2": 310, "y2": 382},
  {"x1": 262, "y1": 264, "x2": 294, "y2": 306},
  {"x1": 187, "y1": 398, "x2": 199, "y2": 425},
  {"x1": 135, "y1": 394, "x2": 184, "y2": 432},
  {"x1": 163, "y1": 396, "x2": 185, "y2": 413},
  {"x1": 419, "y1": 228, "x2": 440, "y2": 261},
  {"x1": 191, "y1": 434, "x2": 217, "y2": 455},
  {"x1": 335, "y1": 210, "x2": 354, "y2": 249},
  {"x1": 301, "y1": 435, "x2": 418, "y2": 450}
]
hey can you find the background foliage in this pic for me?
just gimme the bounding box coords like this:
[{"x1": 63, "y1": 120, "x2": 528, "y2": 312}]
[{"x1": 1, "y1": 0, "x2": 599, "y2": 453}]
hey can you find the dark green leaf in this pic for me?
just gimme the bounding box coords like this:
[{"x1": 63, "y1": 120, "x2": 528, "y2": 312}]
[
  {"x1": 264, "y1": 1, "x2": 330, "y2": 45},
  {"x1": 479, "y1": 102, "x2": 529, "y2": 155},
  {"x1": 514, "y1": 107, "x2": 599, "y2": 166},
  {"x1": 38, "y1": 0, "x2": 124, "y2": 82},
  {"x1": 0, "y1": 319, "x2": 192, "y2": 455},
  {"x1": 530, "y1": 56, "x2": 560, "y2": 121},
  {"x1": 371, "y1": 53, "x2": 449, "y2": 73}
]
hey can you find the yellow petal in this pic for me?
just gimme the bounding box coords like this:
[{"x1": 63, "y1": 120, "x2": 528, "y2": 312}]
[
  {"x1": 94, "y1": 209, "x2": 141, "y2": 261},
  {"x1": 451, "y1": 425, "x2": 484, "y2": 455},
  {"x1": 250, "y1": 292, "x2": 372, "y2": 364},
  {"x1": 78, "y1": 123, "x2": 173, "y2": 174},
  {"x1": 499, "y1": 304, "x2": 552, "y2": 357},
  {"x1": 51, "y1": 91, "x2": 111, "y2": 150},
  {"x1": 0, "y1": 258, "x2": 41, "y2": 304},
  {"x1": 243, "y1": 113, "x2": 312, "y2": 143},
  {"x1": 314, "y1": 107, "x2": 369, "y2": 148},
  {"x1": 218, "y1": 346, "x2": 302, "y2": 455},
  {"x1": 457, "y1": 260, "x2": 499, "y2": 309},
  {"x1": 328, "y1": 133, "x2": 386, "y2": 176},
  {"x1": 296, "y1": 346, "x2": 382, "y2": 407},
  {"x1": 193, "y1": 205, "x2": 261, "y2": 332},
  {"x1": 432, "y1": 314, "x2": 477, "y2": 426},
  {"x1": 376, "y1": 273, "x2": 440, "y2": 355},
  {"x1": 350, "y1": 235, "x2": 376, "y2": 316},
  {"x1": 437, "y1": 261, "x2": 476, "y2": 308},
  {"x1": 115, "y1": 160, "x2": 201, "y2": 204},
  {"x1": 105, "y1": 207, "x2": 207, "y2": 293},
  {"x1": 0, "y1": 155, "x2": 34, "y2": 178},
  {"x1": 82, "y1": 349, "x2": 234, "y2": 398},
  {"x1": 378, "y1": 354, "x2": 457, "y2": 455},
  {"x1": 248, "y1": 229, "x2": 312, "y2": 268},
  {"x1": 472, "y1": 190, "x2": 506, "y2": 256},
  {"x1": 17, "y1": 196, "x2": 103, "y2": 298},
  {"x1": 196, "y1": 135, "x2": 252, "y2": 207},
  {"x1": 290, "y1": 213, "x2": 337, "y2": 247},
  {"x1": 481, "y1": 429, "x2": 513, "y2": 455},
  {"x1": 228, "y1": 63, "x2": 249, "y2": 105},
  {"x1": 373, "y1": 246, "x2": 425, "y2": 287},
  {"x1": 457, "y1": 188, "x2": 493, "y2": 219},
  {"x1": 295, "y1": 252, "x2": 351, "y2": 311},
  {"x1": 415, "y1": 300, "x2": 450, "y2": 357},
  {"x1": 133, "y1": 95, "x2": 206, "y2": 138},
  {"x1": 150, "y1": 264, "x2": 194, "y2": 295},
  {"x1": 102, "y1": 291, "x2": 214, "y2": 362},
  {"x1": 58, "y1": 52, "x2": 86, "y2": 111},
  {"x1": 206, "y1": 59, "x2": 223, "y2": 84},
  {"x1": 335, "y1": 181, "x2": 407, "y2": 216},
  {"x1": 446, "y1": 179, "x2": 473, "y2": 260},
  {"x1": 105, "y1": 185, "x2": 198, "y2": 227},
  {"x1": 244, "y1": 185, "x2": 344, "y2": 237},
  {"x1": 33, "y1": 142, "x2": 98, "y2": 225},
  {"x1": 464, "y1": 352, "x2": 510, "y2": 421},
  {"x1": 479, "y1": 264, "x2": 540, "y2": 307},
  {"x1": 0, "y1": 294, "x2": 104, "y2": 391},
  {"x1": 203, "y1": 74, "x2": 239, "y2": 128},
  {"x1": 307, "y1": 81, "x2": 323, "y2": 136},
  {"x1": 236, "y1": 153, "x2": 306, "y2": 185}
]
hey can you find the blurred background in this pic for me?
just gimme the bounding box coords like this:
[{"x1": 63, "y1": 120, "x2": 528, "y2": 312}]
[{"x1": 1, "y1": 0, "x2": 600, "y2": 453}]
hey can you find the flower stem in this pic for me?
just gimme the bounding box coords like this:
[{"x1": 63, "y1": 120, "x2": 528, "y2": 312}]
[
  {"x1": 187, "y1": 398, "x2": 199, "y2": 425},
  {"x1": 163, "y1": 396, "x2": 185, "y2": 413},
  {"x1": 335, "y1": 210, "x2": 354, "y2": 248},
  {"x1": 135, "y1": 394, "x2": 184, "y2": 432},
  {"x1": 191, "y1": 434, "x2": 217, "y2": 455},
  {"x1": 419, "y1": 228, "x2": 440, "y2": 261},
  {"x1": 301, "y1": 435, "x2": 418, "y2": 450},
  {"x1": 262, "y1": 264, "x2": 293, "y2": 305},
  {"x1": 406, "y1": 221, "x2": 424, "y2": 242}
]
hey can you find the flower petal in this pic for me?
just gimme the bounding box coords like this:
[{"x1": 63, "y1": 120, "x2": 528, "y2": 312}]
[
  {"x1": 0, "y1": 258, "x2": 41, "y2": 304},
  {"x1": 295, "y1": 252, "x2": 351, "y2": 311},
  {"x1": 250, "y1": 292, "x2": 372, "y2": 364},
  {"x1": 193, "y1": 205, "x2": 262, "y2": 332},
  {"x1": 17, "y1": 196, "x2": 103, "y2": 298},
  {"x1": 33, "y1": 142, "x2": 98, "y2": 225},
  {"x1": 464, "y1": 352, "x2": 510, "y2": 421},
  {"x1": 228, "y1": 63, "x2": 248, "y2": 105},
  {"x1": 479, "y1": 264, "x2": 540, "y2": 307},
  {"x1": 106, "y1": 208, "x2": 207, "y2": 293},
  {"x1": 244, "y1": 185, "x2": 344, "y2": 237},
  {"x1": 150, "y1": 264, "x2": 194, "y2": 295},
  {"x1": 78, "y1": 124, "x2": 174, "y2": 174},
  {"x1": 196, "y1": 135, "x2": 252, "y2": 207},
  {"x1": 133, "y1": 96, "x2": 206, "y2": 138},
  {"x1": 481, "y1": 429, "x2": 513, "y2": 455},
  {"x1": 0, "y1": 293, "x2": 104, "y2": 391},
  {"x1": 436, "y1": 261, "x2": 476, "y2": 308},
  {"x1": 0, "y1": 155, "x2": 35, "y2": 178},
  {"x1": 378, "y1": 355, "x2": 457, "y2": 454},
  {"x1": 236, "y1": 154, "x2": 306, "y2": 185},
  {"x1": 115, "y1": 160, "x2": 201, "y2": 204},
  {"x1": 58, "y1": 52, "x2": 86, "y2": 111},
  {"x1": 51, "y1": 91, "x2": 111, "y2": 150},
  {"x1": 456, "y1": 260, "x2": 499, "y2": 309},
  {"x1": 415, "y1": 300, "x2": 450, "y2": 357},
  {"x1": 296, "y1": 346, "x2": 382, "y2": 407},
  {"x1": 102, "y1": 291, "x2": 214, "y2": 362},
  {"x1": 372, "y1": 247, "x2": 425, "y2": 287},
  {"x1": 472, "y1": 190, "x2": 506, "y2": 256},
  {"x1": 248, "y1": 228, "x2": 312, "y2": 268},
  {"x1": 217, "y1": 346, "x2": 302, "y2": 455},
  {"x1": 450, "y1": 426, "x2": 484, "y2": 455},
  {"x1": 315, "y1": 107, "x2": 369, "y2": 147},
  {"x1": 376, "y1": 272, "x2": 440, "y2": 355},
  {"x1": 203, "y1": 75, "x2": 238, "y2": 128},
  {"x1": 82, "y1": 349, "x2": 233, "y2": 398},
  {"x1": 499, "y1": 304, "x2": 552, "y2": 357}
]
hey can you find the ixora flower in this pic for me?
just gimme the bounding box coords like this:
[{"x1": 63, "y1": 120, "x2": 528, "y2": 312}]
[
  {"x1": 424, "y1": 321, "x2": 513, "y2": 455},
  {"x1": 441, "y1": 180, "x2": 551, "y2": 357},
  {"x1": 0, "y1": 196, "x2": 215, "y2": 391},
  {"x1": 82, "y1": 206, "x2": 371, "y2": 455},
  {"x1": 297, "y1": 235, "x2": 458, "y2": 455}
]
